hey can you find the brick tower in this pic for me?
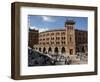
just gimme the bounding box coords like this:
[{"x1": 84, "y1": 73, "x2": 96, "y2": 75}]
[{"x1": 65, "y1": 20, "x2": 76, "y2": 55}]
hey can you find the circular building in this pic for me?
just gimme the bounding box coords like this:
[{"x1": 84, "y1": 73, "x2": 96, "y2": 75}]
[{"x1": 34, "y1": 20, "x2": 76, "y2": 57}]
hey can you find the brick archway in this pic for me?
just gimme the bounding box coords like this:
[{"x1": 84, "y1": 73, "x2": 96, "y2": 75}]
[
  {"x1": 54, "y1": 47, "x2": 59, "y2": 54},
  {"x1": 39, "y1": 47, "x2": 41, "y2": 52},
  {"x1": 48, "y1": 47, "x2": 52, "y2": 53},
  {"x1": 43, "y1": 47, "x2": 46, "y2": 53},
  {"x1": 61, "y1": 47, "x2": 66, "y2": 54}
]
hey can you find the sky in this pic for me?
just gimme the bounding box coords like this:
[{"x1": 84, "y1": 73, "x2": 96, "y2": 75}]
[{"x1": 28, "y1": 15, "x2": 88, "y2": 32}]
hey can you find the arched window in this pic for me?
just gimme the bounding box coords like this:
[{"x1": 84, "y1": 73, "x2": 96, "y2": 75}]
[
  {"x1": 70, "y1": 36, "x2": 72, "y2": 42},
  {"x1": 48, "y1": 47, "x2": 52, "y2": 52},
  {"x1": 39, "y1": 47, "x2": 41, "y2": 52},
  {"x1": 69, "y1": 49, "x2": 73, "y2": 55},
  {"x1": 43, "y1": 47, "x2": 46, "y2": 53},
  {"x1": 61, "y1": 47, "x2": 66, "y2": 54},
  {"x1": 82, "y1": 46, "x2": 85, "y2": 53},
  {"x1": 54, "y1": 47, "x2": 59, "y2": 54},
  {"x1": 48, "y1": 47, "x2": 52, "y2": 54}
]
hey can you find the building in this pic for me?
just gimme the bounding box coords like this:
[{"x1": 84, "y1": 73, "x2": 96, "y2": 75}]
[
  {"x1": 32, "y1": 20, "x2": 87, "y2": 57},
  {"x1": 75, "y1": 30, "x2": 88, "y2": 53},
  {"x1": 28, "y1": 29, "x2": 39, "y2": 48}
]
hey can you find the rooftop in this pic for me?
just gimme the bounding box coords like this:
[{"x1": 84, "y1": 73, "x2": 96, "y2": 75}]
[
  {"x1": 39, "y1": 28, "x2": 87, "y2": 34},
  {"x1": 65, "y1": 20, "x2": 75, "y2": 25}
]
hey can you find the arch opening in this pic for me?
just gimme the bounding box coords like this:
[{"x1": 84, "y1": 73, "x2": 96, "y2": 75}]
[
  {"x1": 48, "y1": 47, "x2": 52, "y2": 54},
  {"x1": 39, "y1": 47, "x2": 41, "y2": 52},
  {"x1": 54, "y1": 47, "x2": 59, "y2": 54},
  {"x1": 43, "y1": 47, "x2": 46, "y2": 54},
  {"x1": 61, "y1": 47, "x2": 66, "y2": 54}
]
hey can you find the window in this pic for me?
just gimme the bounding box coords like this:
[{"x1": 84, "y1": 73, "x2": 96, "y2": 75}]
[
  {"x1": 43, "y1": 34, "x2": 45, "y2": 36},
  {"x1": 62, "y1": 37, "x2": 63, "y2": 40},
  {"x1": 70, "y1": 49, "x2": 73, "y2": 55},
  {"x1": 39, "y1": 48, "x2": 41, "y2": 52},
  {"x1": 56, "y1": 32, "x2": 60, "y2": 35},
  {"x1": 51, "y1": 42, "x2": 54, "y2": 44},
  {"x1": 56, "y1": 37, "x2": 60, "y2": 40},
  {"x1": 43, "y1": 38, "x2": 45, "y2": 41},
  {"x1": 46, "y1": 33, "x2": 49, "y2": 36},
  {"x1": 62, "y1": 37, "x2": 65, "y2": 40},
  {"x1": 51, "y1": 37, "x2": 54, "y2": 40},
  {"x1": 71, "y1": 26, "x2": 73, "y2": 30},
  {"x1": 70, "y1": 37, "x2": 72, "y2": 42},
  {"x1": 62, "y1": 41, "x2": 65, "y2": 44},
  {"x1": 46, "y1": 38, "x2": 49, "y2": 40},
  {"x1": 54, "y1": 47, "x2": 59, "y2": 54},
  {"x1": 39, "y1": 39, "x2": 42, "y2": 41},
  {"x1": 61, "y1": 32, "x2": 65, "y2": 35},
  {"x1": 47, "y1": 42, "x2": 49, "y2": 44},
  {"x1": 43, "y1": 42, "x2": 45, "y2": 45},
  {"x1": 51, "y1": 33, "x2": 54, "y2": 35},
  {"x1": 67, "y1": 26, "x2": 73, "y2": 30},
  {"x1": 67, "y1": 26, "x2": 70, "y2": 30},
  {"x1": 61, "y1": 47, "x2": 66, "y2": 53},
  {"x1": 56, "y1": 42, "x2": 60, "y2": 44},
  {"x1": 48, "y1": 47, "x2": 52, "y2": 52}
]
